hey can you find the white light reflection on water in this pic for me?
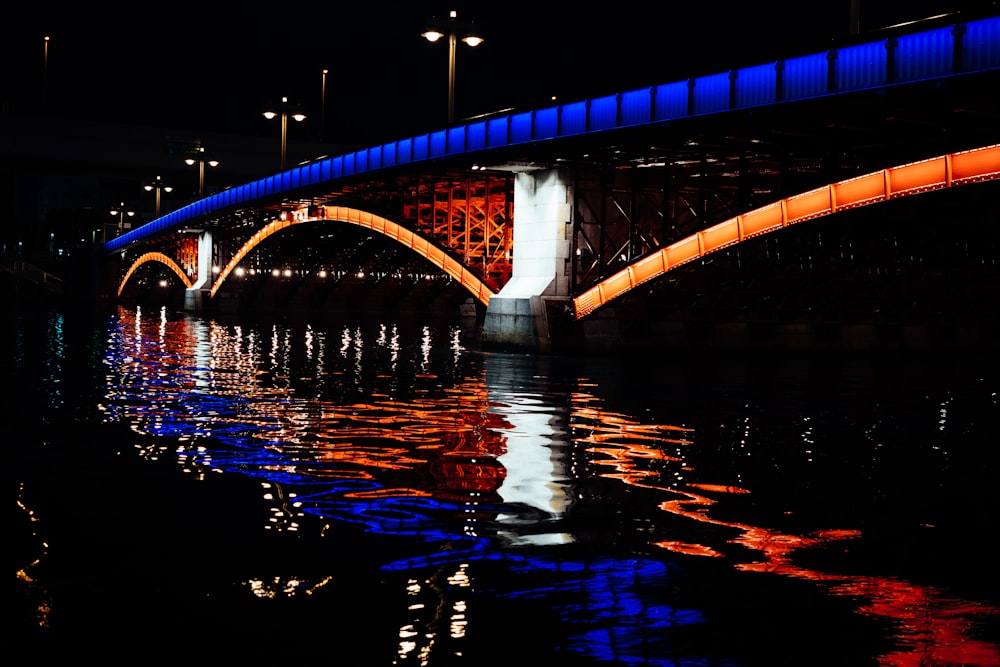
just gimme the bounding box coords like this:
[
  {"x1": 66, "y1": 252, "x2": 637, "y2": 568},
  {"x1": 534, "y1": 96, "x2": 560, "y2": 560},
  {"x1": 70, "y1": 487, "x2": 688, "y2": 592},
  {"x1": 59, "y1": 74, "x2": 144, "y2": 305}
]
[
  {"x1": 92, "y1": 306, "x2": 1000, "y2": 666},
  {"x1": 486, "y1": 354, "x2": 574, "y2": 546},
  {"x1": 43, "y1": 311, "x2": 65, "y2": 414},
  {"x1": 420, "y1": 326, "x2": 432, "y2": 372}
]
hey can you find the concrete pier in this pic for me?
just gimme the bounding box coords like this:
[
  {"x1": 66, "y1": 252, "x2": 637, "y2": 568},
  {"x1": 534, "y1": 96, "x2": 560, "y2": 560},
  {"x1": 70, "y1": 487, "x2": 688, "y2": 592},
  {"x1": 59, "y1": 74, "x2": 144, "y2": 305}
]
[
  {"x1": 481, "y1": 168, "x2": 573, "y2": 353},
  {"x1": 184, "y1": 230, "x2": 213, "y2": 312}
]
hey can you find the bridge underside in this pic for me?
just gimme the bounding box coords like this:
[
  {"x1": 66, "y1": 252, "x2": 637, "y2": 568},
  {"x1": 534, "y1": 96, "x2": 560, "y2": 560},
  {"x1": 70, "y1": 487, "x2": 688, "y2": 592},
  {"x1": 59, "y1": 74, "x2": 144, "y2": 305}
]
[
  {"x1": 118, "y1": 172, "x2": 1000, "y2": 353},
  {"x1": 116, "y1": 168, "x2": 516, "y2": 316},
  {"x1": 563, "y1": 74, "x2": 1000, "y2": 296},
  {"x1": 564, "y1": 179, "x2": 1000, "y2": 353},
  {"x1": 118, "y1": 223, "x2": 483, "y2": 317},
  {"x1": 215, "y1": 171, "x2": 516, "y2": 291}
]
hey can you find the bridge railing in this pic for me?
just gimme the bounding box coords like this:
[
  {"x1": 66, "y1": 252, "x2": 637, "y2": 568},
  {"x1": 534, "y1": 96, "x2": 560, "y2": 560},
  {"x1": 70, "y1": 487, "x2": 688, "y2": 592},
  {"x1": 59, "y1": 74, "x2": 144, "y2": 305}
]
[{"x1": 105, "y1": 11, "x2": 1000, "y2": 255}]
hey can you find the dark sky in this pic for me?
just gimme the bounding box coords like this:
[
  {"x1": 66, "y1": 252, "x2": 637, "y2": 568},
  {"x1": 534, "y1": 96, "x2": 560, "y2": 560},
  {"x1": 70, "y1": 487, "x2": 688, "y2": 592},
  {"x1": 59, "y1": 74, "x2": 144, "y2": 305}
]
[{"x1": 2, "y1": 1, "x2": 991, "y2": 147}]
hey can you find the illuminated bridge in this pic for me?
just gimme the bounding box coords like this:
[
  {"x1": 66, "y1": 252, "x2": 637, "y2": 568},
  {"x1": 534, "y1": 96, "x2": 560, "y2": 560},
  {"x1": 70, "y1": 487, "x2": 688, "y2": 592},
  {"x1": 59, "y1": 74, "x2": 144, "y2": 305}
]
[{"x1": 105, "y1": 9, "x2": 1000, "y2": 353}]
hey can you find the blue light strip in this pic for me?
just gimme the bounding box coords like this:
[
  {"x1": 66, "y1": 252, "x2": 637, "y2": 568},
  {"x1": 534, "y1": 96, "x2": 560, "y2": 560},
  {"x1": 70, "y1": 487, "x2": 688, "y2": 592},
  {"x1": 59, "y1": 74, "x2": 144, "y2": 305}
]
[{"x1": 105, "y1": 14, "x2": 1000, "y2": 254}]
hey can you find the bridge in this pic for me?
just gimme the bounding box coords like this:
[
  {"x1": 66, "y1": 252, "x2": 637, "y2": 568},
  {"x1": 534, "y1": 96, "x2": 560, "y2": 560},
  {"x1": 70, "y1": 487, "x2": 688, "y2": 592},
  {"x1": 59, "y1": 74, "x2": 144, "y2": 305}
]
[{"x1": 105, "y1": 9, "x2": 1000, "y2": 353}]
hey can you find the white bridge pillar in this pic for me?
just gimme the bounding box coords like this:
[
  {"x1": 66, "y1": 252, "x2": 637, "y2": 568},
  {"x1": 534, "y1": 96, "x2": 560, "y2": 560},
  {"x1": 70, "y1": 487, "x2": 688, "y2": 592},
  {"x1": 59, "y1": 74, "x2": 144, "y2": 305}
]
[
  {"x1": 481, "y1": 167, "x2": 573, "y2": 353},
  {"x1": 183, "y1": 230, "x2": 213, "y2": 311}
]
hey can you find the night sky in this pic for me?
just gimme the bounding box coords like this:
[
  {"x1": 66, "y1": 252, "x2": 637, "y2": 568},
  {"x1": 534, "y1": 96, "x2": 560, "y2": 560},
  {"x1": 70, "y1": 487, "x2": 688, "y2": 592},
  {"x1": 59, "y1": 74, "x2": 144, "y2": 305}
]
[{"x1": 1, "y1": 1, "x2": 991, "y2": 147}]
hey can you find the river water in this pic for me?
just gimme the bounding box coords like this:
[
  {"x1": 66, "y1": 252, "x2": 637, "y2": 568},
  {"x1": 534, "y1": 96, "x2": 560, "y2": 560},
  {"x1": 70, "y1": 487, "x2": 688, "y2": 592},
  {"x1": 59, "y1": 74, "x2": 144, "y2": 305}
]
[{"x1": 4, "y1": 302, "x2": 999, "y2": 664}]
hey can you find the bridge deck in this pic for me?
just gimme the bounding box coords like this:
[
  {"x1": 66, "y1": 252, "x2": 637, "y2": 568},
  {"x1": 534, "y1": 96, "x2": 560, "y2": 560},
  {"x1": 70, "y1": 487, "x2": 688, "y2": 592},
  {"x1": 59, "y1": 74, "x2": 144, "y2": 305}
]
[{"x1": 106, "y1": 11, "x2": 1000, "y2": 255}]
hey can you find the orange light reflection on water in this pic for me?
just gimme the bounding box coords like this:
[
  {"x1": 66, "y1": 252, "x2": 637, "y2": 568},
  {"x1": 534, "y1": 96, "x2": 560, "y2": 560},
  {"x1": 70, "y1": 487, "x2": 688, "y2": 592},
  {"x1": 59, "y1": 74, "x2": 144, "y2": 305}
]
[
  {"x1": 572, "y1": 403, "x2": 1000, "y2": 667},
  {"x1": 107, "y1": 307, "x2": 999, "y2": 665},
  {"x1": 112, "y1": 308, "x2": 511, "y2": 500}
]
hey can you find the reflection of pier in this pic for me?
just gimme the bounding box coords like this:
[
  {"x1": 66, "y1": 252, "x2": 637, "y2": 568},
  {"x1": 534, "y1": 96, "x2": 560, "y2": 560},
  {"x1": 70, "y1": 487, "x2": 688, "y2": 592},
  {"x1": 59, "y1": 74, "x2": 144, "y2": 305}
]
[{"x1": 486, "y1": 353, "x2": 575, "y2": 544}]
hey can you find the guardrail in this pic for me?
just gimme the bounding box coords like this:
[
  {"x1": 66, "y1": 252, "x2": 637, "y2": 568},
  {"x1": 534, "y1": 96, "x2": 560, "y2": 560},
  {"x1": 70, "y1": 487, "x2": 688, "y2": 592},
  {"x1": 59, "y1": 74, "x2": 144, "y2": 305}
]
[{"x1": 1, "y1": 257, "x2": 66, "y2": 295}]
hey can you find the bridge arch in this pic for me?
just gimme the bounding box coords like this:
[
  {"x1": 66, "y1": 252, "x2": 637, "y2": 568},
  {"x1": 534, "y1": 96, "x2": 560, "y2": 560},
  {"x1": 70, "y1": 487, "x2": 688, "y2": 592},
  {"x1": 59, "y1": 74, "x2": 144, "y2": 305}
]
[
  {"x1": 209, "y1": 205, "x2": 496, "y2": 306},
  {"x1": 574, "y1": 144, "x2": 1000, "y2": 319},
  {"x1": 117, "y1": 252, "x2": 194, "y2": 297}
]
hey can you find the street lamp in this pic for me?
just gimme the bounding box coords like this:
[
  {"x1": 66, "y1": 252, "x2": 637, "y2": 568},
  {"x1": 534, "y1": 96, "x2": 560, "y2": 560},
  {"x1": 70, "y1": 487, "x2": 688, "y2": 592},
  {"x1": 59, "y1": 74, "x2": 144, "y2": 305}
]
[
  {"x1": 263, "y1": 96, "x2": 307, "y2": 170},
  {"x1": 144, "y1": 175, "x2": 173, "y2": 218},
  {"x1": 108, "y1": 202, "x2": 135, "y2": 243},
  {"x1": 422, "y1": 10, "x2": 483, "y2": 125},
  {"x1": 43, "y1": 35, "x2": 49, "y2": 111},
  {"x1": 321, "y1": 69, "x2": 328, "y2": 142},
  {"x1": 184, "y1": 146, "x2": 220, "y2": 197}
]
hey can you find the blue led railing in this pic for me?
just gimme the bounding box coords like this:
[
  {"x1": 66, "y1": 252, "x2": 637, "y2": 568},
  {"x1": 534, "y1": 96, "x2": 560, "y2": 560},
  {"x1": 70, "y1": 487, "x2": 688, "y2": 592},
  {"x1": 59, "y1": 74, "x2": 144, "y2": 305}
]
[{"x1": 105, "y1": 13, "x2": 1000, "y2": 254}]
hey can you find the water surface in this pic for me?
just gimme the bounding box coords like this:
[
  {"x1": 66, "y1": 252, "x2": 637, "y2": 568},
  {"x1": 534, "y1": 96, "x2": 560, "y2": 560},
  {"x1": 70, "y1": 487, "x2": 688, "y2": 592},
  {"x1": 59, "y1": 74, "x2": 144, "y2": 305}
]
[{"x1": 5, "y1": 303, "x2": 999, "y2": 664}]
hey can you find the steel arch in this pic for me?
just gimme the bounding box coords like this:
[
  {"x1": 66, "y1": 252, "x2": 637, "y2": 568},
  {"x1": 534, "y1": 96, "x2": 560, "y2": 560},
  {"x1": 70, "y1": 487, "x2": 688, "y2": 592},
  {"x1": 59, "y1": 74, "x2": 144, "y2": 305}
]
[
  {"x1": 117, "y1": 251, "x2": 194, "y2": 297},
  {"x1": 209, "y1": 205, "x2": 497, "y2": 306},
  {"x1": 574, "y1": 144, "x2": 1000, "y2": 319}
]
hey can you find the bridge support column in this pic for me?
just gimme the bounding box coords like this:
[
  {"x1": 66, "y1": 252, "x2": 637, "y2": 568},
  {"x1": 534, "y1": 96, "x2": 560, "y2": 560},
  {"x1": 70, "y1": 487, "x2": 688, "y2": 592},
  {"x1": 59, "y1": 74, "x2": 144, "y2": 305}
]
[
  {"x1": 184, "y1": 230, "x2": 213, "y2": 311},
  {"x1": 482, "y1": 168, "x2": 573, "y2": 353}
]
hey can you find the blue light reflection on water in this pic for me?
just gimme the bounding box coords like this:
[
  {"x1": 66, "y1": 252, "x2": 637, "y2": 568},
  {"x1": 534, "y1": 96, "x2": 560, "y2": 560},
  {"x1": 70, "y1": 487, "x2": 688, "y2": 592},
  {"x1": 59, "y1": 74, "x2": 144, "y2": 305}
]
[{"x1": 96, "y1": 306, "x2": 710, "y2": 664}]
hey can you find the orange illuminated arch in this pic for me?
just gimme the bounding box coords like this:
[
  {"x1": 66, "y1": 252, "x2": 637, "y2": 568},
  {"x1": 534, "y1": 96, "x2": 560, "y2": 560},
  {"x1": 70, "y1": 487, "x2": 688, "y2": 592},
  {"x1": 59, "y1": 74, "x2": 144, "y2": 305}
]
[
  {"x1": 209, "y1": 206, "x2": 496, "y2": 306},
  {"x1": 117, "y1": 251, "x2": 194, "y2": 297},
  {"x1": 574, "y1": 144, "x2": 1000, "y2": 319}
]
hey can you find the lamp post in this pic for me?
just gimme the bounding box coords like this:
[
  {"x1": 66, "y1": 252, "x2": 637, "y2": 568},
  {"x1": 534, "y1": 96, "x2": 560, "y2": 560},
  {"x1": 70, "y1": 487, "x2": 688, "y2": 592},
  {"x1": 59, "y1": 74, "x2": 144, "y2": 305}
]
[
  {"x1": 321, "y1": 69, "x2": 328, "y2": 142},
  {"x1": 422, "y1": 10, "x2": 483, "y2": 125},
  {"x1": 43, "y1": 35, "x2": 49, "y2": 111},
  {"x1": 108, "y1": 202, "x2": 135, "y2": 243},
  {"x1": 144, "y1": 175, "x2": 173, "y2": 218},
  {"x1": 263, "y1": 96, "x2": 307, "y2": 170},
  {"x1": 184, "y1": 146, "x2": 220, "y2": 197}
]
